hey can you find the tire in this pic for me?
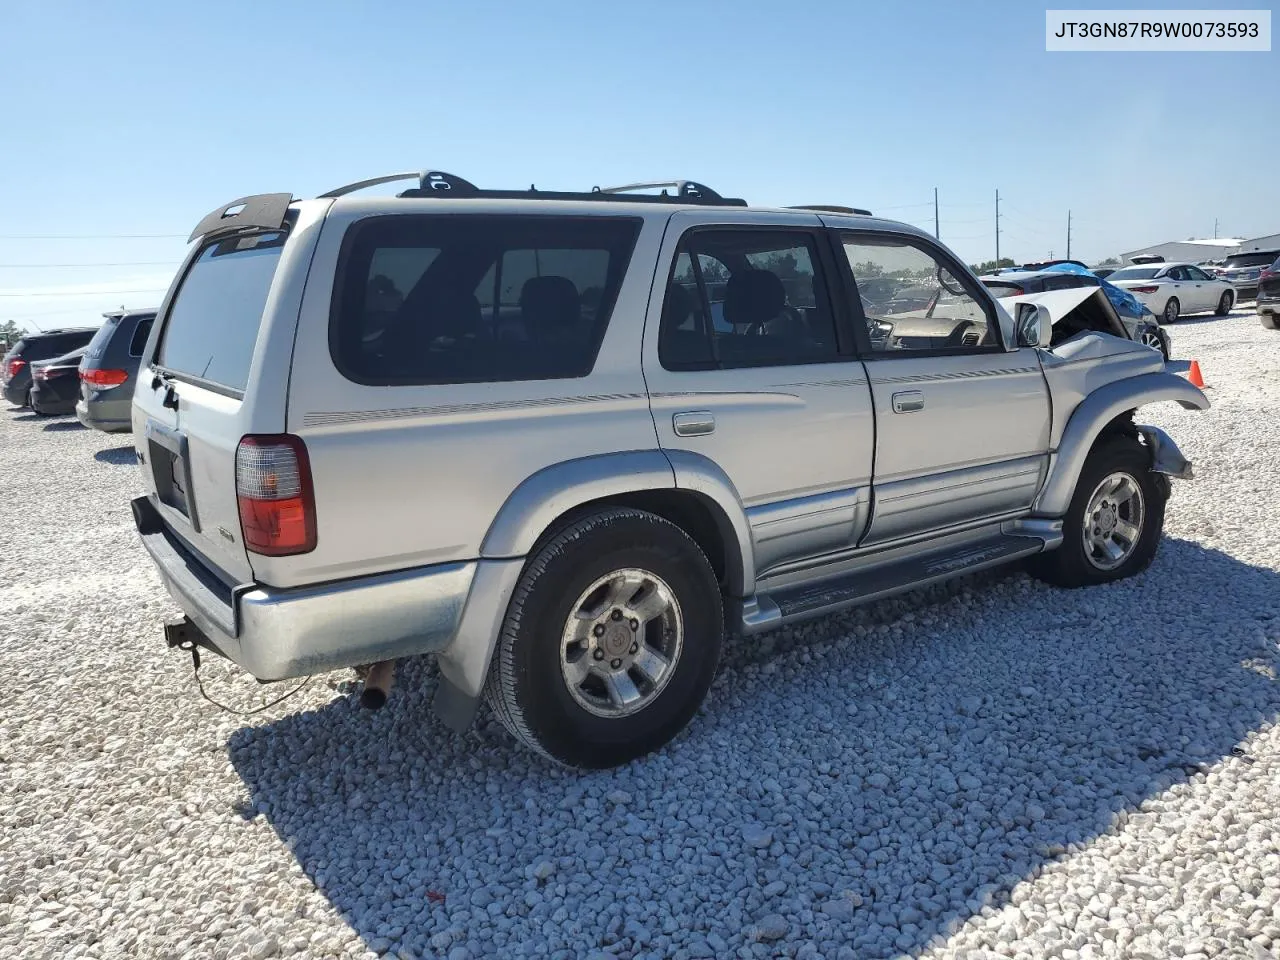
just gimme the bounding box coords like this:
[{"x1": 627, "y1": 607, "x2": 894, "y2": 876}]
[
  {"x1": 484, "y1": 507, "x2": 723, "y2": 768},
  {"x1": 1215, "y1": 291, "x2": 1234, "y2": 316},
  {"x1": 1138, "y1": 327, "x2": 1167, "y2": 360},
  {"x1": 1025, "y1": 435, "x2": 1166, "y2": 589},
  {"x1": 1162, "y1": 298, "x2": 1180, "y2": 324},
  {"x1": 1261, "y1": 312, "x2": 1279, "y2": 331}
]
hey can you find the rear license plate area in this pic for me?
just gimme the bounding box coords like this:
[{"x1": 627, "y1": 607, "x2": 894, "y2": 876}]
[{"x1": 145, "y1": 420, "x2": 201, "y2": 532}]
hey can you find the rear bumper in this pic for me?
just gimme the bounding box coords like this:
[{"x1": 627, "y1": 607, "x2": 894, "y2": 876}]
[
  {"x1": 3, "y1": 381, "x2": 28, "y2": 405},
  {"x1": 31, "y1": 381, "x2": 79, "y2": 414},
  {"x1": 132, "y1": 495, "x2": 479, "y2": 681},
  {"x1": 76, "y1": 395, "x2": 133, "y2": 432}
]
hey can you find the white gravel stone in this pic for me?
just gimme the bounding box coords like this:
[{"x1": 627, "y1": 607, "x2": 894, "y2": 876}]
[{"x1": 2, "y1": 311, "x2": 1279, "y2": 960}]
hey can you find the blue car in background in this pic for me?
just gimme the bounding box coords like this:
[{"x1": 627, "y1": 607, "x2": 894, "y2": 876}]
[{"x1": 980, "y1": 262, "x2": 1171, "y2": 359}]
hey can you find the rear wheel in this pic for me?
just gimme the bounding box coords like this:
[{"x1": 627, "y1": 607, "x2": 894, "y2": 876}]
[
  {"x1": 1026, "y1": 436, "x2": 1165, "y2": 588},
  {"x1": 1261, "y1": 311, "x2": 1279, "y2": 331},
  {"x1": 484, "y1": 508, "x2": 723, "y2": 768},
  {"x1": 1162, "y1": 298, "x2": 1180, "y2": 324},
  {"x1": 1215, "y1": 291, "x2": 1234, "y2": 316}
]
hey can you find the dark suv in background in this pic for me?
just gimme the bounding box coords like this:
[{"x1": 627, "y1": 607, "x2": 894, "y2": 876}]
[
  {"x1": 76, "y1": 308, "x2": 156, "y2": 432},
  {"x1": 1257, "y1": 255, "x2": 1280, "y2": 330},
  {"x1": 1214, "y1": 248, "x2": 1280, "y2": 301},
  {"x1": 2, "y1": 327, "x2": 98, "y2": 408}
]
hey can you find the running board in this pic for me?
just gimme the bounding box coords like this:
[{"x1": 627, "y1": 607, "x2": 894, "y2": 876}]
[{"x1": 738, "y1": 534, "x2": 1048, "y2": 634}]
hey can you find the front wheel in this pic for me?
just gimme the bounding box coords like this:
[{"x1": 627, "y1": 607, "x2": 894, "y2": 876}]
[
  {"x1": 484, "y1": 508, "x2": 723, "y2": 768},
  {"x1": 1138, "y1": 327, "x2": 1168, "y2": 360},
  {"x1": 1026, "y1": 436, "x2": 1166, "y2": 588},
  {"x1": 1215, "y1": 291, "x2": 1234, "y2": 316},
  {"x1": 1162, "y1": 298, "x2": 1180, "y2": 324}
]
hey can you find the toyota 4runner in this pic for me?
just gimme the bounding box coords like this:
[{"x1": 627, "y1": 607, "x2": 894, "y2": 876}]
[{"x1": 132, "y1": 171, "x2": 1207, "y2": 768}]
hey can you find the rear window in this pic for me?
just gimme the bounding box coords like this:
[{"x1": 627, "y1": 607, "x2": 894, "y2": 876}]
[
  {"x1": 331, "y1": 215, "x2": 641, "y2": 385},
  {"x1": 1223, "y1": 252, "x2": 1279, "y2": 268},
  {"x1": 983, "y1": 282, "x2": 1024, "y2": 299},
  {"x1": 157, "y1": 233, "x2": 286, "y2": 393},
  {"x1": 1109, "y1": 267, "x2": 1160, "y2": 281},
  {"x1": 86, "y1": 316, "x2": 123, "y2": 360}
]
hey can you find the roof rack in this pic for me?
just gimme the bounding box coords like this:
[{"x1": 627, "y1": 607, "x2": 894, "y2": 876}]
[
  {"x1": 318, "y1": 170, "x2": 746, "y2": 206},
  {"x1": 787, "y1": 204, "x2": 874, "y2": 216}
]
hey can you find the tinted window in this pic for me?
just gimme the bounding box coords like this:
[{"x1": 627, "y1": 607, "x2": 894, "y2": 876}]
[
  {"x1": 658, "y1": 230, "x2": 839, "y2": 371},
  {"x1": 332, "y1": 216, "x2": 640, "y2": 385},
  {"x1": 1185, "y1": 266, "x2": 1213, "y2": 281},
  {"x1": 86, "y1": 316, "x2": 123, "y2": 360},
  {"x1": 1223, "y1": 252, "x2": 1279, "y2": 268},
  {"x1": 1109, "y1": 267, "x2": 1160, "y2": 281},
  {"x1": 157, "y1": 232, "x2": 286, "y2": 392},
  {"x1": 842, "y1": 234, "x2": 998, "y2": 353},
  {"x1": 1042, "y1": 274, "x2": 1097, "y2": 291},
  {"x1": 129, "y1": 317, "x2": 155, "y2": 356},
  {"x1": 983, "y1": 282, "x2": 1025, "y2": 299}
]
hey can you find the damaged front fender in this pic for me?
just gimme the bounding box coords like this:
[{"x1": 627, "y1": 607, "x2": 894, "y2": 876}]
[{"x1": 1137, "y1": 425, "x2": 1194, "y2": 480}]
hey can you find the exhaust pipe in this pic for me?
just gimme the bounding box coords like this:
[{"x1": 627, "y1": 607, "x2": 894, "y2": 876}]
[{"x1": 359, "y1": 660, "x2": 396, "y2": 710}]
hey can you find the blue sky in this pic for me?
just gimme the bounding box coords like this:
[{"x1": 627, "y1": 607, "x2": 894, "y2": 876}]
[{"x1": 1, "y1": 0, "x2": 1274, "y2": 332}]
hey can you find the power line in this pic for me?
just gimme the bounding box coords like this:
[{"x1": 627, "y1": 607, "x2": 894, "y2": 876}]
[
  {"x1": 0, "y1": 261, "x2": 178, "y2": 268},
  {"x1": 0, "y1": 233, "x2": 185, "y2": 240},
  {"x1": 0, "y1": 287, "x2": 167, "y2": 298}
]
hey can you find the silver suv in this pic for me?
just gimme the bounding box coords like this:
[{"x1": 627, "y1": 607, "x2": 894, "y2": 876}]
[{"x1": 132, "y1": 171, "x2": 1207, "y2": 768}]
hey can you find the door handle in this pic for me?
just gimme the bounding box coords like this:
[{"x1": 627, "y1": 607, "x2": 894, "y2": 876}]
[
  {"x1": 673, "y1": 411, "x2": 715, "y2": 437},
  {"x1": 892, "y1": 390, "x2": 925, "y2": 414}
]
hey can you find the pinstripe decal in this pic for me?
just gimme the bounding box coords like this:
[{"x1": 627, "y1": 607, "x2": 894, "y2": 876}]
[
  {"x1": 869, "y1": 366, "x2": 1039, "y2": 386},
  {"x1": 301, "y1": 392, "x2": 647, "y2": 428}
]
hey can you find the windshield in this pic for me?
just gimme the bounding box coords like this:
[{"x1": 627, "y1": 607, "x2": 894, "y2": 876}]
[
  {"x1": 1109, "y1": 267, "x2": 1161, "y2": 281},
  {"x1": 156, "y1": 232, "x2": 286, "y2": 392}
]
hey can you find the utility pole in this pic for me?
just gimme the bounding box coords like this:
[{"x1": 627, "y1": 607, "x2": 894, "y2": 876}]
[
  {"x1": 1066, "y1": 210, "x2": 1072, "y2": 260},
  {"x1": 934, "y1": 187, "x2": 940, "y2": 240},
  {"x1": 1214, "y1": 218, "x2": 1219, "y2": 239},
  {"x1": 995, "y1": 189, "x2": 1001, "y2": 264}
]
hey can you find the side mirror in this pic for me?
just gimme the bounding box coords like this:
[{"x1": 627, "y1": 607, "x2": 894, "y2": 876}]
[{"x1": 1015, "y1": 302, "x2": 1053, "y2": 348}]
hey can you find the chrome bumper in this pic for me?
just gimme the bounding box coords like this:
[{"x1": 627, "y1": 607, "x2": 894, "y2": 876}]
[{"x1": 132, "y1": 496, "x2": 478, "y2": 681}]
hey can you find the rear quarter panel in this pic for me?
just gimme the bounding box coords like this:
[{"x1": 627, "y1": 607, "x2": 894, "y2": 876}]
[{"x1": 275, "y1": 202, "x2": 669, "y2": 588}]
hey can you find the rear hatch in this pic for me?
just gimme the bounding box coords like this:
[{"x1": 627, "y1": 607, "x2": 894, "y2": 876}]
[{"x1": 135, "y1": 228, "x2": 295, "y2": 585}]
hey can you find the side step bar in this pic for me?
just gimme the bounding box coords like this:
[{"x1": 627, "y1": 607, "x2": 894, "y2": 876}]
[{"x1": 738, "y1": 533, "x2": 1049, "y2": 634}]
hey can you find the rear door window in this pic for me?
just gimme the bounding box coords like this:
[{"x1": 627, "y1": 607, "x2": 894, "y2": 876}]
[
  {"x1": 128, "y1": 317, "x2": 155, "y2": 356},
  {"x1": 86, "y1": 317, "x2": 122, "y2": 360},
  {"x1": 156, "y1": 232, "x2": 286, "y2": 393},
  {"x1": 331, "y1": 216, "x2": 641, "y2": 385}
]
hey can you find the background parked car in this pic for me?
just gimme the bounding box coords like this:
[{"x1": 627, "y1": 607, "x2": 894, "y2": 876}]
[
  {"x1": 77, "y1": 307, "x2": 157, "y2": 433},
  {"x1": 1256, "y1": 254, "x2": 1280, "y2": 330},
  {"x1": 980, "y1": 266, "x2": 1171, "y2": 359},
  {"x1": 2, "y1": 327, "x2": 98, "y2": 408},
  {"x1": 29, "y1": 347, "x2": 88, "y2": 416},
  {"x1": 1107, "y1": 261, "x2": 1235, "y2": 323},
  {"x1": 1211, "y1": 248, "x2": 1280, "y2": 301}
]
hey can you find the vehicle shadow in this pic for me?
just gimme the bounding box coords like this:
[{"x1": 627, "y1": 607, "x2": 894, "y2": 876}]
[
  {"x1": 94, "y1": 445, "x2": 137, "y2": 465},
  {"x1": 44, "y1": 420, "x2": 85, "y2": 432},
  {"x1": 11, "y1": 413, "x2": 41, "y2": 422},
  {"x1": 227, "y1": 538, "x2": 1280, "y2": 959}
]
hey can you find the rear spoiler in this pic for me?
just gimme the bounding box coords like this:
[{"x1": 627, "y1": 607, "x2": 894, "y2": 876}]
[{"x1": 188, "y1": 193, "x2": 293, "y2": 243}]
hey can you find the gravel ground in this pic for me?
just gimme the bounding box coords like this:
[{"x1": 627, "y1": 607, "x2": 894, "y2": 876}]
[{"x1": 2, "y1": 310, "x2": 1278, "y2": 960}]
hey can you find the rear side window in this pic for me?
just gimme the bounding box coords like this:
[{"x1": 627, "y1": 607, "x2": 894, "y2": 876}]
[
  {"x1": 331, "y1": 215, "x2": 641, "y2": 385},
  {"x1": 157, "y1": 232, "x2": 286, "y2": 393},
  {"x1": 128, "y1": 316, "x2": 155, "y2": 356},
  {"x1": 658, "y1": 230, "x2": 841, "y2": 371}
]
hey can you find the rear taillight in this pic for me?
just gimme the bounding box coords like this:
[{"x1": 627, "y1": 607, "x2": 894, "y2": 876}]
[
  {"x1": 1131, "y1": 285, "x2": 1159, "y2": 294},
  {"x1": 80, "y1": 368, "x2": 130, "y2": 390},
  {"x1": 235, "y1": 435, "x2": 317, "y2": 556},
  {"x1": 5, "y1": 359, "x2": 25, "y2": 379}
]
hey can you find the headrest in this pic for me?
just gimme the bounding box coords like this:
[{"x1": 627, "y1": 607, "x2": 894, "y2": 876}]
[
  {"x1": 725, "y1": 269, "x2": 785, "y2": 327},
  {"x1": 520, "y1": 276, "x2": 580, "y2": 333}
]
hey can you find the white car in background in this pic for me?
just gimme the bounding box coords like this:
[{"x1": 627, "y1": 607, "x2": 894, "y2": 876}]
[{"x1": 1108, "y1": 261, "x2": 1236, "y2": 324}]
